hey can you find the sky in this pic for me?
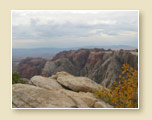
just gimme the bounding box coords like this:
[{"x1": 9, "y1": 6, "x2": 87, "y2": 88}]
[{"x1": 12, "y1": 10, "x2": 138, "y2": 48}]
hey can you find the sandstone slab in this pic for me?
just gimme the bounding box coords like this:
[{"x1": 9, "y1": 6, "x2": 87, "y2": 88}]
[
  {"x1": 56, "y1": 72, "x2": 103, "y2": 93},
  {"x1": 30, "y1": 76, "x2": 63, "y2": 91},
  {"x1": 12, "y1": 84, "x2": 76, "y2": 108}
]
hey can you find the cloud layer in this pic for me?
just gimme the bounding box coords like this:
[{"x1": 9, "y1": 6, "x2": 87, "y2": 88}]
[{"x1": 12, "y1": 10, "x2": 138, "y2": 48}]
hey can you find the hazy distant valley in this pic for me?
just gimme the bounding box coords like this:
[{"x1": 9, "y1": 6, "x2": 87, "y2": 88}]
[{"x1": 12, "y1": 45, "x2": 136, "y2": 61}]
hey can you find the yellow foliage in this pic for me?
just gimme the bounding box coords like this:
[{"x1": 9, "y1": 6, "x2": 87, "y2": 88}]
[{"x1": 95, "y1": 64, "x2": 138, "y2": 108}]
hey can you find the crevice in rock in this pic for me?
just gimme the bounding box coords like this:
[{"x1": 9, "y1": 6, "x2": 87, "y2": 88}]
[{"x1": 56, "y1": 81, "x2": 73, "y2": 91}]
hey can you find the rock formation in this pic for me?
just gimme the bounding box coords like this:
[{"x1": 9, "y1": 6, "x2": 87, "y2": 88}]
[
  {"x1": 42, "y1": 49, "x2": 138, "y2": 87},
  {"x1": 15, "y1": 49, "x2": 138, "y2": 87},
  {"x1": 12, "y1": 72, "x2": 113, "y2": 108}
]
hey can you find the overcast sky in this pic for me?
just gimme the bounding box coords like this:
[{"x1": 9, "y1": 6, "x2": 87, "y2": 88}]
[{"x1": 12, "y1": 10, "x2": 138, "y2": 48}]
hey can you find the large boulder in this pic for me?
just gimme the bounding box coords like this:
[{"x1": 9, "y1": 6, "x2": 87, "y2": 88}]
[
  {"x1": 56, "y1": 72, "x2": 103, "y2": 92},
  {"x1": 12, "y1": 84, "x2": 76, "y2": 108},
  {"x1": 30, "y1": 76, "x2": 63, "y2": 91}
]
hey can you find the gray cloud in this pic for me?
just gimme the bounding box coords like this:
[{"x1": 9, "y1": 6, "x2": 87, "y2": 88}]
[{"x1": 12, "y1": 10, "x2": 138, "y2": 48}]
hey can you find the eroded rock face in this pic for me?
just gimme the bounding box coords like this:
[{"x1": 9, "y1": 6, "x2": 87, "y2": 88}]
[
  {"x1": 12, "y1": 72, "x2": 113, "y2": 108},
  {"x1": 17, "y1": 57, "x2": 46, "y2": 79},
  {"x1": 42, "y1": 49, "x2": 138, "y2": 87},
  {"x1": 42, "y1": 58, "x2": 79, "y2": 77}
]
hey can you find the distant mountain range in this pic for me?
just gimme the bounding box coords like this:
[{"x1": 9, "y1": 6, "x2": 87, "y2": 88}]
[{"x1": 12, "y1": 45, "x2": 137, "y2": 61}]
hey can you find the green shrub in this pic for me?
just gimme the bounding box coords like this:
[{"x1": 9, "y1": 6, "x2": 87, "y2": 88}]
[{"x1": 12, "y1": 72, "x2": 26, "y2": 84}]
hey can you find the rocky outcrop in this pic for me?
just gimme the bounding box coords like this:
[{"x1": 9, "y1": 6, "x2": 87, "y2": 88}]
[
  {"x1": 17, "y1": 57, "x2": 47, "y2": 79},
  {"x1": 12, "y1": 72, "x2": 113, "y2": 108},
  {"x1": 56, "y1": 72, "x2": 103, "y2": 92},
  {"x1": 42, "y1": 49, "x2": 138, "y2": 87}
]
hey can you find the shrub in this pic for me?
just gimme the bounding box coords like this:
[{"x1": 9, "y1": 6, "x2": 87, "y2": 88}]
[
  {"x1": 95, "y1": 64, "x2": 138, "y2": 108},
  {"x1": 12, "y1": 72, "x2": 26, "y2": 84}
]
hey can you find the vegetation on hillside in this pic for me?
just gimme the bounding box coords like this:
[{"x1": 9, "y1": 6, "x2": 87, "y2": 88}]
[
  {"x1": 12, "y1": 72, "x2": 27, "y2": 84},
  {"x1": 95, "y1": 64, "x2": 138, "y2": 108}
]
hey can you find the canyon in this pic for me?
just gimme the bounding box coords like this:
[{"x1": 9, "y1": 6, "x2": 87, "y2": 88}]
[{"x1": 15, "y1": 48, "x2": 138, "y2": 87}]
